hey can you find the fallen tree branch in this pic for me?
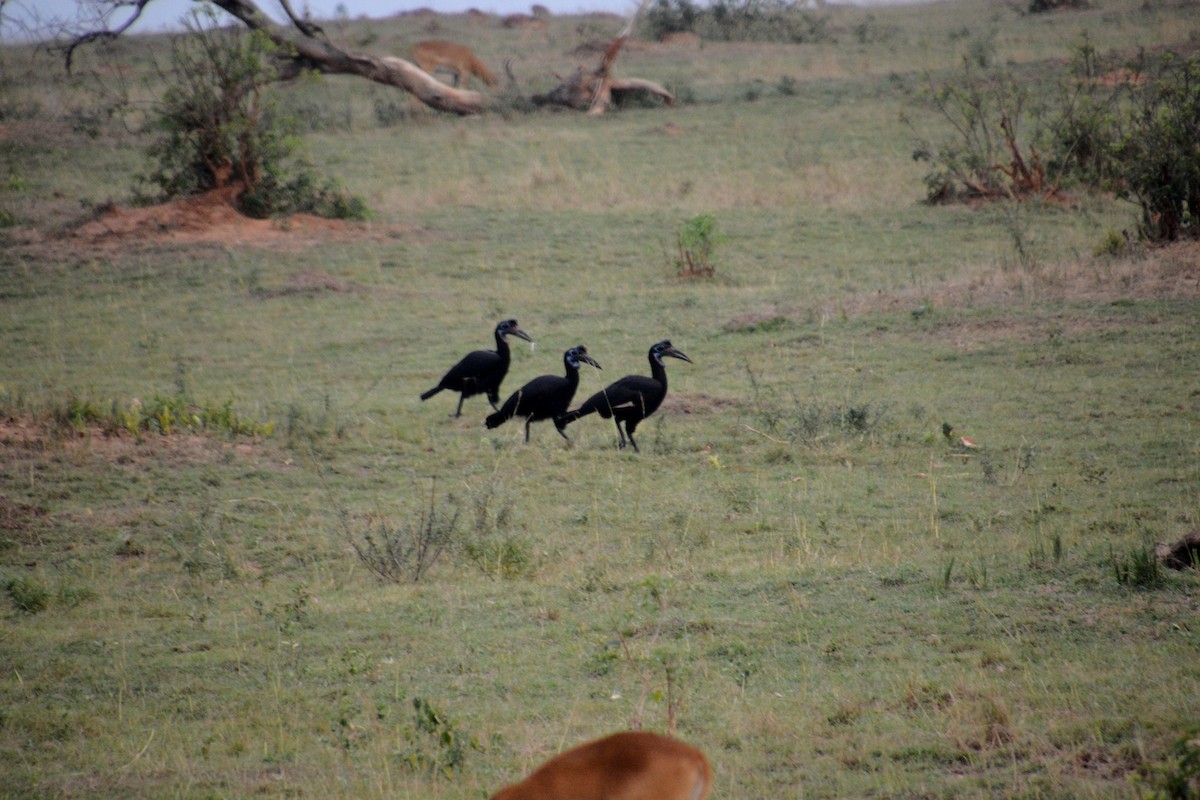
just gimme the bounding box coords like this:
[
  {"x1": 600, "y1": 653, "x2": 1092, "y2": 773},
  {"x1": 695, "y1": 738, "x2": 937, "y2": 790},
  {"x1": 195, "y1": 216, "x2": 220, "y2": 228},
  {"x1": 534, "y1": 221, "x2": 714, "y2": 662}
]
[
  {"x1": 59, "y1": 0, "x2": 489, "y2": 115},
  {"x1": 534, "y1": 0, "x2": 671, "y2": 114},
  {"x1": 64, "y1": 0, "x2": 154, "y2": 73}
]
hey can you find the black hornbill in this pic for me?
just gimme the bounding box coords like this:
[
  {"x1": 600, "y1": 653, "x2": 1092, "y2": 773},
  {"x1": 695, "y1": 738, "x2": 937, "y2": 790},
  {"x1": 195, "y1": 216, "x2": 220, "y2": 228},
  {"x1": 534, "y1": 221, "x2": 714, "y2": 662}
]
[
  {"x1": 420, "y1": 319, "x2": 534, "y2": 417},
  {"x1": 556, "y1": 340, "x2": 692, "y2": 452},
  {"x1": 485, "y1": 346, "x2": 602, "y2": 443}
]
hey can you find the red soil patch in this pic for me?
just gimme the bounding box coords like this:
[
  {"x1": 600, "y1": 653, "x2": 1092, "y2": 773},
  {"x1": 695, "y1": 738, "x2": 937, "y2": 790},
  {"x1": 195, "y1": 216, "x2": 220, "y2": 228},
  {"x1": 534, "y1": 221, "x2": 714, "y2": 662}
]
[
  {"x1": 1093, "y1": 68, "x2": 1146, "y2": 86},
  {"x1": 7, "y1": 185, "x2": 417, "y2": 257},
  {"x1": 65, "y1": 186, "x2": 373, "y2": 250}
]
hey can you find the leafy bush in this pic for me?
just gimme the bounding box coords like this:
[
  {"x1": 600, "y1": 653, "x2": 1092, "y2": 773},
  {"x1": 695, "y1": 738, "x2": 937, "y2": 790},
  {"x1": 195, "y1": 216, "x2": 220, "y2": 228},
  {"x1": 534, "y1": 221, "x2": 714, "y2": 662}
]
[
  {"x1": 1111, "y1": 51, "x2": 1200, "y2": 241},
  {"x1": 1042, "y1": 40, "x2": 1125, "y2": 190},
  {"x1": 138, "y1": 9, "x2": 368, "y2": 220},
  {"x1": 6, "y1": 575, "x2": 50, "y2": 613},
  {"x1": 642, "y1": 0, "x2": 830, "y2": 44},
  {"x1": 1147, "y1": 727, "x2": 1200, "y2": 800},
  {"x1": 905, "y1": 61, "x2": 1055, "y2": 203},
  {"x1": 1028, "y1": 0, "x2": 1088, "y2": 12},
  {"x1": 675, "y1": 212, "x2": 726, "y2": 278},
  {"x1": 643, "y1": 0, "x2": 701, "y2": 39},
  {"x1": 398, "y1": 698, "x2": 477, "y2": 778},
  {"x1": 460, "y1": 484, "x2": 534, "y2": 579},
  {"x1": 907, "y1": 38, "x2": 1200, "y2": 242},
  {"x1": 1046, "y1": 44, "x2": 1200, "y2": 241}
]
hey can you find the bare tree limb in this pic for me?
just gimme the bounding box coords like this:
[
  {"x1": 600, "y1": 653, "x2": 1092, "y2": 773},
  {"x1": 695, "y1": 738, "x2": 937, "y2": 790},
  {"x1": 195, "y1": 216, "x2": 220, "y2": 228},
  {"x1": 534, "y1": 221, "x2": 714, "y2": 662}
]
[
  {"x1": 64, "y1": 0, "x2": 154, "y2": 73},
  {"x1": 586, "y1": 0, "x2": 651, "y2": 114},
  {"x1": 611, "y1": 78, "x2": 675, "y2": 107},
  {"x1": 275, "y1": 0, "x2": 323, "y2": 38},
  {"x1": 54, "y1": 0, "x2": 672, "y2": 117},
  {"x1": 529, "y1": 0, "x2": 669, "y2": 115},
  {"x1": 60, "y1": 0, "x2": 489, "y2": 115}
]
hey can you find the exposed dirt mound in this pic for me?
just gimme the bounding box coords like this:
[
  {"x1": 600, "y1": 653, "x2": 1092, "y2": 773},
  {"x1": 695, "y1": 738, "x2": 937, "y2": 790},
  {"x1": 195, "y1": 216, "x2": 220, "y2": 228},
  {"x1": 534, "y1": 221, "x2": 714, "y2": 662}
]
[
  {"x1": 7, "y1": 186, "x2": 416, "y2": 258},
  {"x1": 65, "y1": 186, "x2": 376, "y2": 250}
]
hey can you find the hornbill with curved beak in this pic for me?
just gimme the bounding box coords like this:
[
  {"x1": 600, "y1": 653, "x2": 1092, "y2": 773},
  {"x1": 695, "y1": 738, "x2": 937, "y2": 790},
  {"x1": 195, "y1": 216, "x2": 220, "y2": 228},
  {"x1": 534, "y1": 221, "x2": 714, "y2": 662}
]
[
  {"x1": 420, "y1": 319, "x2": 534, "y2": 417},
  {"x1": 486, "y1": 345, "x2": 602, "y2": 443},
  {"x1": 557, "y1": 340, "x2": 691, "y2": 452}
]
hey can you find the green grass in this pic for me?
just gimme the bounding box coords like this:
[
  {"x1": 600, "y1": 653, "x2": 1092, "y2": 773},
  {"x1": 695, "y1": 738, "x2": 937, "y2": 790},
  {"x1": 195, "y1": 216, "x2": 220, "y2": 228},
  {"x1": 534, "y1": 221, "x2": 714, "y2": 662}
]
[{"x1": 2, "y1": 1, "x2": 1200, "y2": 798}]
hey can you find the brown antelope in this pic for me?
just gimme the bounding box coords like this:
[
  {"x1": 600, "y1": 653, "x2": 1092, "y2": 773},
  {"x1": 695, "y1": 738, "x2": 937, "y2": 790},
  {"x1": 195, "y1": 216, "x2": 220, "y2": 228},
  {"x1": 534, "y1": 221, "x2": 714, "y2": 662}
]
[
  {"x1": 490, "y1": 731, "x2": 712, "y2": 800},
  {"x1": 409, "y1": 39, "x2": 498, "y2": 89}
]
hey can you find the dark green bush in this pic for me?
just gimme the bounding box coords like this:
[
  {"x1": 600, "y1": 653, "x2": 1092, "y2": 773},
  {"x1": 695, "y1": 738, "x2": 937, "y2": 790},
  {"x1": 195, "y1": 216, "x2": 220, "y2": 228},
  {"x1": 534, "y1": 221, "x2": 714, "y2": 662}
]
[
  {"x1": 642, "y1": 0, "x2": 830, "y2": 44},
  {"x1": 1111, "y1": 51, "x2": 1200, "y2": 241},
  {"x1": 1043, "y1": 41, "x2": 1124, "y2": 189},
  {"x1": 7, "y1": 576, "x2": 51, "y2": 613},
  {"x1": 906, "y1": 61, "x2": 1039, "y2": 202},
  {"x1": 1028, "y1": 0, "x2": 1088, "y2": 12},
  {"x1": 138, "y1": 9, "x2": 368, "y2": 220},
  {"x1": 1148, "y1": 727, "x2": 1200, "y2": 799},
  {"x1": 908, "y1": 40, "x2": 1200, "y2": 242}
]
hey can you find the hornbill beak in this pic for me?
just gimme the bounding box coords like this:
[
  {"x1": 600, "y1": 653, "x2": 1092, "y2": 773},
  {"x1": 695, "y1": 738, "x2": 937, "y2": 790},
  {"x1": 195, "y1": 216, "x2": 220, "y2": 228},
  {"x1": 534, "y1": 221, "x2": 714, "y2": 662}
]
[
  {"x1": 663, "y1": 345, "x2": 693, "y2": 364},
  {"x1": 579, "y1": 352, "x2": 602, "y2": 370},
  {"x1": 511, "y1": 326, "x2": 535, "y2": 344}
]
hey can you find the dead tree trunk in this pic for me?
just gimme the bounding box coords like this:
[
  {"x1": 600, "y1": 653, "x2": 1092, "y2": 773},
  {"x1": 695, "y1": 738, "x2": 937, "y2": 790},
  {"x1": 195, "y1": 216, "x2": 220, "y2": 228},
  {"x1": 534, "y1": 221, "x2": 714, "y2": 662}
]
[
  {"x1": 59, "y1": 0, "x2": 673, "y2": 116},
  {"x1": 209, "y1": 0, "x2": 489, "y2": 115},
  {"x1": 62, "y1": 0, "x2": 489, "y2": 115},
  {"x1": 532, "y1": 0, "x2": 674, "y2": 114}
]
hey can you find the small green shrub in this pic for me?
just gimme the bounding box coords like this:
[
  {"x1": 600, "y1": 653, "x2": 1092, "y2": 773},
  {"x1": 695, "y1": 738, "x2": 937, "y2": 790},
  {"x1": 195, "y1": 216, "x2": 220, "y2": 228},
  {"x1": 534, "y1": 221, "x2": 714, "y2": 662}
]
[
  {"x1": 398, "y1": 698, "x2": 477, "y2": 778},
  {"x1": 1147, "y1": 727, "x2": 1200, "y2": 800},
  {"x1": 460, "y1": 483, "x2": 534, "y2": 579},
  {"x1": 642, "y1": 0, "x2": 830, "y2": 44},
  {"x1": 852, "y1": 14, "x2": 899, "y2": 45},
  {"x1": 674, "y1": 212, "x2": 726, "y2": 278},
  {"x1": 1110, "y1": 543, "x2": 1163, "y2": 589},
  {"x1": 47, "y1": 392, "x2": 273, "y2": 437},
  {"x1": 347, "y1": 484, "x2": 459, "y2": 583},
  {"x1": 1093, "y1": 228, "x2": 1126, "y2": 257},
  {"x1": 747, "y1": 366, "x2": 891, "y2": 444},
  {"x1": 1029, "y1": 0, "x2": 1088, "y2": 12},
  {"x1": 6, "y1": 575, "x2": 51, "y2": 614},
  {"x1": 373, "y1": 98, "x2": 412, "y2": 127}
]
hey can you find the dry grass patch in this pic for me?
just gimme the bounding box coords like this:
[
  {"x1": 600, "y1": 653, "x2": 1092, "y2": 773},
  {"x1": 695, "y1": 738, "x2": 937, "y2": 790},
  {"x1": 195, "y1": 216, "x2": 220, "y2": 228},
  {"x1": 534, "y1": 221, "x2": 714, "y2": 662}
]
[
  {"x1": 725, "y1": 240, "x2": 1200, "y2": 347},
  {"x1": 0, "y1": 418, "x2": 272, "y2": 473},
  {"x1": 845, "y1": 239, "x2": 1200, "y2": 315}
]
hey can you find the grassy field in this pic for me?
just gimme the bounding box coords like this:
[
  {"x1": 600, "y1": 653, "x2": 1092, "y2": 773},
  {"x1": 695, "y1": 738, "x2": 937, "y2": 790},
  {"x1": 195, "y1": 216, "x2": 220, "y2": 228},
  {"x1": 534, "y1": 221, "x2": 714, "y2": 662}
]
[{"x1": 2, "y1": 1, "x2": 1199, "y2": 798}]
